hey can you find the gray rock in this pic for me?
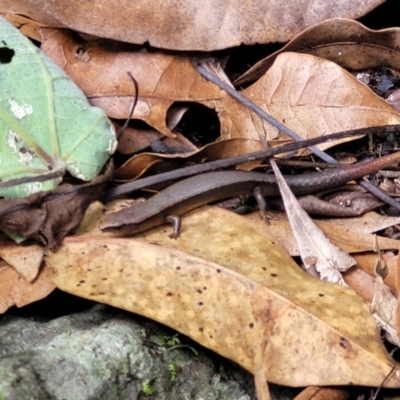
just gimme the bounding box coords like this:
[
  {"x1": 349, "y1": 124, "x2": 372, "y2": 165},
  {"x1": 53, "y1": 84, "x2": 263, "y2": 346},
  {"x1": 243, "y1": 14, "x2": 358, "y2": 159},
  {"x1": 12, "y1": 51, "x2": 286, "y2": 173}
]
[{"x1": 0, "y1": 296, "x2": 295, "y2": 400}]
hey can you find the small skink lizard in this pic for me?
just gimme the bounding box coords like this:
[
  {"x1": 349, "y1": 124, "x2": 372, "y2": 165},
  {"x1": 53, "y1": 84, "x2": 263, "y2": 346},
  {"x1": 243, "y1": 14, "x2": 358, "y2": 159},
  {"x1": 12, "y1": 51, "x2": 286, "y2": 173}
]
[{"x1": 101, "y1": 151, "x2": 400, "y2": 236}]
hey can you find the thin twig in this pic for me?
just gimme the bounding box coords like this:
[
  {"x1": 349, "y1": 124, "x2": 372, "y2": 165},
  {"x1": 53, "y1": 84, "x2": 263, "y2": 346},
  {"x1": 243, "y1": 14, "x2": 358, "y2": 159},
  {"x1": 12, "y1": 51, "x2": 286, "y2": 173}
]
[
  {"x1": 196, "y1": 64, "x2": 400, "y2": 212},
  {"x1": 117, "y1": 72, "x2": 139, "y2": 140},
  {"x1": 101, "y1": 126, "x2": 393, "y2": 202},
  {"x1": 0, "y1": 168, "x2": 65, "y2": 190}
]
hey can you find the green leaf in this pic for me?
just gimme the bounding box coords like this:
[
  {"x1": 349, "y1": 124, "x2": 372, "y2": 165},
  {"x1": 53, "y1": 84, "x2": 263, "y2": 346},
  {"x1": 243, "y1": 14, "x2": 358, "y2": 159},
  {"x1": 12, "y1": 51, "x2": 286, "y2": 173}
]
[{"x1": 0, "y1": 17, "x2": 117, "y2": 198}]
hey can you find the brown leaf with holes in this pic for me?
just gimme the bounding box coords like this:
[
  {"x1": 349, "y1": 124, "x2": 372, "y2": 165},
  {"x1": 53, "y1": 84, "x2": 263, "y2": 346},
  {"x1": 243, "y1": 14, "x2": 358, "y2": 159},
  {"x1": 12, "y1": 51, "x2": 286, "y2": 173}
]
[
  {"x1": 39, "y1": 29, "x2": 400, "y2": 148},
  {"x1": 1, "y1": 0, "x2": 384, "y2": 51},
  {"x1": 39, "y1": 28, "x2": 227, "y2": 138}
]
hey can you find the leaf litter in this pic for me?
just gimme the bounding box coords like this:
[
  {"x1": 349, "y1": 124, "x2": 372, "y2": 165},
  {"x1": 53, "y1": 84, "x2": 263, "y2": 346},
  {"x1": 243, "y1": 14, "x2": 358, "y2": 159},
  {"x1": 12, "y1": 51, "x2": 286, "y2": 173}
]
[{"x1": 2, "y1": 5, "x2": 400, "y2": 399}]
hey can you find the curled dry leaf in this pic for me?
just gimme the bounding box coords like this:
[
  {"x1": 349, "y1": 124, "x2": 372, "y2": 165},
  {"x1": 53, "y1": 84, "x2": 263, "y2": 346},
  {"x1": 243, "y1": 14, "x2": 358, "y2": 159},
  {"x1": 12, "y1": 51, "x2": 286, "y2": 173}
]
[
  {"x1": 372, "y1": 275, "x2": 399, "y2": 346},
  {"x1": 236, "y1": 18, "x2": 400, "y2": 86},
  {"x1": 1, "y1": 0, "x2": 384, "y2": 50},
  {"x1": 342, "y1": 267, "x2": 379, "y2": 303},
  {"x1": 112, "y1": 122, "x2": 163, "y2": 155},
  {"x1": 0, "y1": 163, "x2": 113, "y2": 250},
  {"x1": 115, "y1": 122, "x2": 197, "y2": 156},
  {"x1": 115, "y1": 138, "x2": 266, "y2": 181},
  {"x1": 47, "y1": 206, "x2": 400, "y2": 388},
  {"x1": 335, "y1": 232, "x2": 398, "y2": 346},
  {"x1": 0, "y1": 12, "x2": 44, "y2": 42},
  {"x1": 351, "y1": 252, "x2": 398, "y2": 292},
  {"x1": 369, "y1": 243, "x2": 400, "y2": 346}
]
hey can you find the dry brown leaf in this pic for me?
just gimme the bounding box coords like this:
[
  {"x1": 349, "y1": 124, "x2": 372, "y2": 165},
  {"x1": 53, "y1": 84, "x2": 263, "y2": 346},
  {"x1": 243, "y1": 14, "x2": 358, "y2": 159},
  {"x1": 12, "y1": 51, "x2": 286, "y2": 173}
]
[
  {"x1": 254, "y1": 361, "x2": 272, "y2": 400},
  {"x1": 396, "y1": 253, "x2": 400, "y2": 340},
  {"x1": 0, "y1": 259, "x2": 55, "y2": 313},
  {"x1": 343, "y1": 267, "x2": 378, "y2": 303},
  {"x1": 147, "y1": 132, "x2": 200, "y2": 155},
  {"x1": 294, "y1": 386, "x2": 350, "y2": 400},
  {"x1": 48, "y1": 206, "x2": 400, "y2": 388},
  {"x1": 246, "y1": 211, "x2": 400, "y2": 255},
  {"x1": 0, "y1": 164, "x2": 112, "y2": 250},
  {"x1": 75, "y1": 200, "x2": 400, "y2": 324},
  {"x1": 371, "y1": 256, "x2": 399, "y2": 346},
  {"x1": 115, "y1": 138, "x2": 266, "y2": 181},
  {"x1": 0, "y1": 12, "x2": 44, "y2": 41},
  {"x1": 239, "y1": 52, "x2": 400, "y2": 144},
  {"x1": 1, "y1": 1, "x2": 384, "y2": 51},
  {"x1": 113, "y1": 122, "x2": 163, "y2": 155},
  {"x1": 0, "y1": 239, "x2": 44, "y2": 282},
  {"x1": 253, "y1": 206, "x2": 400, "y2": 338},
  {"x1": 323, "y1": 211, "x2": 400, "y2": 234},
  {"x1": 39, "y1": 28, "x2": 227, "y2": 138},
  {"x1": 352, "y1": 252, "x2": 398, "y2": 291},
  {"x1": 114, "y1": 129, "x2": 198, "y2": 154},
  {"x1": 39, "y1": 28, "x2": 256, "y2": 140},
  {"x1": 236, "y1": 18, "x2": 400, "y2": 86},
  {"x1": 270, "y1": 160, "x2": 355, "y2": 284},
  {"x1": 38, "y1": 28, "x2": 267, "y2": 142},
  {"x1": 40, "y1": 29, "x2": 400, "y2": 146}
]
